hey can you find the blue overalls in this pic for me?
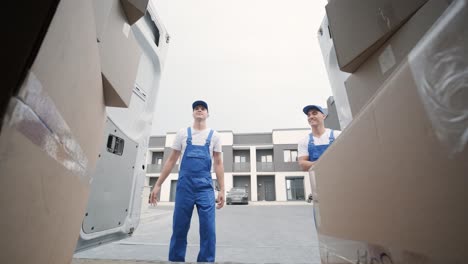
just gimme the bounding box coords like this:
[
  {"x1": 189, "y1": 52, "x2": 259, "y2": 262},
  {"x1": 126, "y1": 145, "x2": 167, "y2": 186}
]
[
  {"x1": 308, "y1": 130, "x2": 335, "y2": 161},
  {"x1": 169, "y1": 127, "x2": 216, "y2": 262}
]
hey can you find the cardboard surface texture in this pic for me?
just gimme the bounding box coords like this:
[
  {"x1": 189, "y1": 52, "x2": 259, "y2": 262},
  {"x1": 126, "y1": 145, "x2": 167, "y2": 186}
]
[
  {"x1": 28, "y1": 0, "x2": 106, "y2": 169},
  {"x1": 344, "y1": 0, "x2": 452, "y2": 117},
  {"x1": 313, "y1": 56, "x2": 468, "y2": 263},
  {"x1": 0, "y1": 0, "x2": 106, "y2": 263},
  {"x1": 93, "y1": 0, "x2": 143, "y2": 107},
  {"x1": 2, "y1": 0, "x2": 61, "y2": 126},
  {"x1": 326, "y1": 0, "x2": 427, "y2": 73},
  {"x1": 315, "y1": 0, "x2": 468, "y2": 262},
  {"x1": 317, "y1": 16, "x2": 353, "y2": 129},
  {"x1": 0, "y1": 125, "x2": 90, "y2": 263},
  {"x1": 92, "y1": 0, "x2": 114, "y2": 42}
]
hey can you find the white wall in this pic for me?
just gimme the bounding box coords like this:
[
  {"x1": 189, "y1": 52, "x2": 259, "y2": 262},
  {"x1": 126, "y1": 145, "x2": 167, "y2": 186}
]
[
  {"x1": 272, "y1": 129, "x2": 309, "y2": 145},
  {"x1": 164, "y1": 133, "x2": 177, "y2": 147},
  {"x1": 218, "y1": 131, "x2": 233, "y2": 146}
]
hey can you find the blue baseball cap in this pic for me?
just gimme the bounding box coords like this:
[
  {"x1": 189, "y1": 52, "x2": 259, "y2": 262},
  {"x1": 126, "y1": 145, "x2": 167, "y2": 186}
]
[
  {"x1": 192, "y1": 100, "x2": 208, "y2": 111},
  {"x1": 303, "y1": 105, "x2": 325, "y2": 115}
]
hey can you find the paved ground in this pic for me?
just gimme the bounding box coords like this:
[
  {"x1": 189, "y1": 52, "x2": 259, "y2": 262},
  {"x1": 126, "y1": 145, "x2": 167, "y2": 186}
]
[{"x1": 74, "y1": 202, "x2": 320, "y2": 264}]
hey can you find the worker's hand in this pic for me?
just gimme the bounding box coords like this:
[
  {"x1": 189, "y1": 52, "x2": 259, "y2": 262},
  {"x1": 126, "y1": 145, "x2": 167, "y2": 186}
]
[
  {"x1": 216, "y1": 191, "x2": 225, "y2": 209},
  {"x1": 150, "y1": 185, "x2": 161, "y2": 206}
]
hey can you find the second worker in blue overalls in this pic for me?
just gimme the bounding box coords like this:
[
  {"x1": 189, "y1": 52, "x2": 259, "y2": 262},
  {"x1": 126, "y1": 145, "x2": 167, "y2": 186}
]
[
  {"x1": 298, "y1": 104, "x2": 342, "y2": 171},
  {"x1": 150, "y1": 100, "x2": 225, "y2": 262}
]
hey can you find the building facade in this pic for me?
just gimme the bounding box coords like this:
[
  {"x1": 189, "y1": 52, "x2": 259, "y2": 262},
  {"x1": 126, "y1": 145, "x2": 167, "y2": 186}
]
[{"x1": 145, "y1": 128, "x2": 315, "y2": 203}]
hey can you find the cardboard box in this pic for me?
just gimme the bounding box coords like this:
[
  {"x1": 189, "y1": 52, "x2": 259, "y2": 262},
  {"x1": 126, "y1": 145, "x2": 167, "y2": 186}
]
[
  {"x1": 0, "y1": 0, "x2": 106, "y2": 263},
  {"x1": 120, "y1": 0, "x2": 149, "y2": 25},
  {"x1": 2, "y1": 0, "x2": 61, "y2": 128},
  {"x1": 93, "y1": 0, "x2": 148, "y2": 41},
  {"x1": 317, "y1": 16, "x2": 353, "y2": 129},
  {"x1": 0, "y1": 119, "x2": 90, "y2": 264},
  {"x1": 315, "y1": 233, "x2": 437, "y2": 264},
  {"x1": 28, "y1": 2, "x2": 106, "y2": 168},
  {"x1": 326, "y1": 0, "x2": 427, "y2": 73},
  {"x1": 315, "y1": 65, "x2": 468, "y2": 262},
  {"x1": 344, "y1": 0, "x2": 452, "y2": 117},
  {"x1": 93, "y1": 0, "x2": 143, "y2": 107},
  {"x1": 313, "y1": 1, "x2": 468, "y2": 262},
  {"x1": 92, "y1": 0, "x2": 114, "y2": 42}
]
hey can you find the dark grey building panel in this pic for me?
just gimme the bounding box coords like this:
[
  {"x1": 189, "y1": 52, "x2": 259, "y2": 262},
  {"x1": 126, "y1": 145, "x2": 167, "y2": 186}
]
[
  {"x1": 256, "y1": 149, "x2": 273, "y2": 161},
  {"x1": 222, "y1": 146, "x2": 233, "y2": 173},
  {"x1": 257, "y1": 175, "x2": 276, "y2": 201},
  {"x1": 146, "y1": 164, "x2": 162, "y2": 174},
  {"x1": 233, "y1": 149, "x2": 250, "y2": 158},
  {"x1": 256, "y1": 149, "x2": 274, "y2": 172},
  {"x1": 273, "y1": 144, "x2": 302, "y2": 172},
  {"x1": 151, "y1": 151, "x2": 164, "y2": 163},
  {"x1": 325, "y1": 96, "x2": 341, "y2": 130},
  {"x1": 233, "y1": 133, "x2": 272, "y2": 145},
  {"x1": 232, "y1": 149, "x2": 251, "y2": 172},
  {"x1": 161, "y1": 147, "x2": 179, "y2": 173},
  {"x1": 146, "y1": 151, "x2": 164, "y2": 173},
  {"x1": 149, "y1": 136, "x2": 166, "y2": 147}
]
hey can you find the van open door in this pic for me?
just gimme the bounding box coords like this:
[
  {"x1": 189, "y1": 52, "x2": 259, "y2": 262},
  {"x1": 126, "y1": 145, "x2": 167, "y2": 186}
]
[{"x1": 75, "y1": 3, "x2": 169, "y2": 252}]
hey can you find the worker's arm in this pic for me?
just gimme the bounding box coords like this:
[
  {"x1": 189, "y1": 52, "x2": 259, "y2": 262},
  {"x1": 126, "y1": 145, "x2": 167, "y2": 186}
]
[
  {"x1": 149, "y1": 149, "x2": 181, "y2": 205},
  {"x1": 298, "y1": 156, "x2": 315, "y2": 171},
  {"x1": 213, "y1": 151, "x2": 225, "y2": 209}
]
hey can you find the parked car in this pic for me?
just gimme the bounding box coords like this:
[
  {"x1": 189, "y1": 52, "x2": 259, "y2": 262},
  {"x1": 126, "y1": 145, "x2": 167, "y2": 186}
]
[{"x1": 226, "y1": 187, "x2": 249, "y2": 205}]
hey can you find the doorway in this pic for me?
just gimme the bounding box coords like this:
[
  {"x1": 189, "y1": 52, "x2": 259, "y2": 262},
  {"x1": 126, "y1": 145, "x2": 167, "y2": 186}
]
[
  {"x1": 257, "y1": 176, "x2": 276, "y2": 201},
  {"x1": 285, "y1": 177, "x2": 305, "y2": 201}
]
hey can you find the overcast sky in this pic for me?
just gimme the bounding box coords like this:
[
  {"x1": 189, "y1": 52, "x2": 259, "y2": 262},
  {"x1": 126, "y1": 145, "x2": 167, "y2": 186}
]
[{"x1": 151, "y1": 0, "x2": 331, "y2": 136}]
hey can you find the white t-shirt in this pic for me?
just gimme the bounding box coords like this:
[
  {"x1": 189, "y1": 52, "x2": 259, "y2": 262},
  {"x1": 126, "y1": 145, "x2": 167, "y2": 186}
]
[
  {"x1": 172, "y1": 127, "x2": 222, "y2": 160},
  {"x1": 298, "y1": 128, "x2": 342, "y2": 158}
]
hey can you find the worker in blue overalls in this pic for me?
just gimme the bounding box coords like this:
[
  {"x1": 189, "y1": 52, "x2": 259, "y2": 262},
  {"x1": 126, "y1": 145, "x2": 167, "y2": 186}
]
[
  {"x1": 298, "y1": 104, "x2": 341, "y2": 171},
  {"x1": 149, "y1": 100, "x2": 225, "y2": 262},
  {"x1": 298, "y1": 104, "x2": 341, "y2": 226}
]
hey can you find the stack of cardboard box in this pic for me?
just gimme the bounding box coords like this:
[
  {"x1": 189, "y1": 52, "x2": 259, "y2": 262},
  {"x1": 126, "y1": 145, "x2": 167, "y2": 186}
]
[
  {"x1": 312, "y1": 0, "x2": 468, "y2": 263},
  {"x1": 93, "y1": 0, "x2": 146, "y2": 107},
  {"x1": 0, "y1": 0, "x2": 148, "y2": 263},
  {"x1": 317, "y1": 16, "x2": 352, "y2": 130}
]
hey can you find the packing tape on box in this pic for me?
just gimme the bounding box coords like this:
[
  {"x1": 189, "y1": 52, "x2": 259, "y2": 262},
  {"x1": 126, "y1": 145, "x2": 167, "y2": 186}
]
[
  {"x1": 3, "y1": 72, "x2": 91, "y2": 184},
  {"x1": 317, "y1": 234, "x2": 445, "y2": 264},
  {"x1": 408, "y1": 0, "x2": 468, "y2": 156}
]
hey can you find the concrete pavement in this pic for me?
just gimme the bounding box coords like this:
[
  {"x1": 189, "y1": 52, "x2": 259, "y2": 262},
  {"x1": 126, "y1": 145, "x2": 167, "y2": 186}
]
[{"x1": 74, "y1": 203, "x2": 320, "y2": 264}]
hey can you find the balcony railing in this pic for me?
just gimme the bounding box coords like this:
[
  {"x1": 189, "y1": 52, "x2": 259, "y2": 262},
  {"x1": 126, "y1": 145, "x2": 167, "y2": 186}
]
[
  {"x1": 146, "y1": 164, "x2": 162, "y2": 173},
  {"x1": 256, "y1": 162, "x2": 274, "y2": 172},
  {"x1": 233, "y1": 162, "x2": 251, "y2": 172}
]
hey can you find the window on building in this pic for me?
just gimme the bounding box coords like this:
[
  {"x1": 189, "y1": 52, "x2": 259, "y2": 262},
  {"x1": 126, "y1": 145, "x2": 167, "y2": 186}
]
[
  {"x1": 261, "y1": 155, "x2": 272, "y2": 163},
  {"x1": 286, "y1": 176, "x2": 305, "y2": 201},
  {"x1": 151, "y1": 152, "x2": 163, "y2": 164},
  {"x1": 234, "y1": 155, "x2": 247, "y2": 163},
  {"x1": 283, "y1": 150, "x2": 298, "y2": 162}
]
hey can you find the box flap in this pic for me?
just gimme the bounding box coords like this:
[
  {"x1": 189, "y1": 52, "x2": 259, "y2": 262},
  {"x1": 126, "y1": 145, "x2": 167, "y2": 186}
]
[{"x1": 120, "y1": 0, "x2": 149, "y2": 25}]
